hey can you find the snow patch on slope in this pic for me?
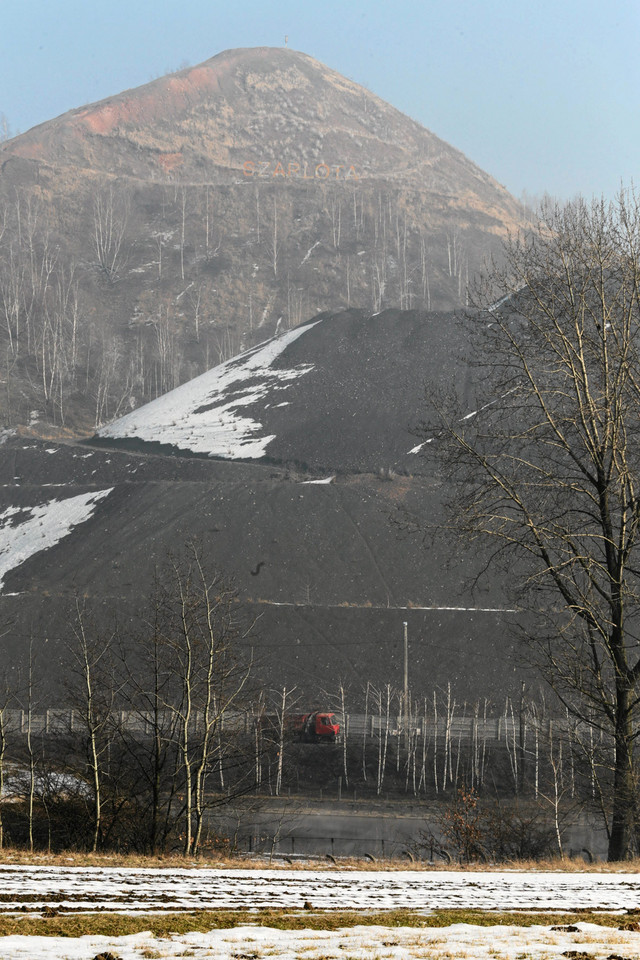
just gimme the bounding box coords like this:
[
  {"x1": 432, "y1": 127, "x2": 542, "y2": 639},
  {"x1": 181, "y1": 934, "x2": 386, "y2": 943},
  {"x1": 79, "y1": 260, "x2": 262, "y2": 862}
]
[
  {"x1": 0, "y1": 489, "x2": 112, "y2": 591},
  {"x1": 409, "y1": 438, "x2": 433, "y2": 454},
  {"x1": 97, "y1": 323, "x2": 320, "y2": 458}
]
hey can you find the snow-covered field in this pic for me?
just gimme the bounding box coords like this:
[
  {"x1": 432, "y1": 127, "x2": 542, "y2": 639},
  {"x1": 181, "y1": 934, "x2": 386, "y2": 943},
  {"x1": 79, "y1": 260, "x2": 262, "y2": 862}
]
[
  {"x1": 2, "y1": 921, "x2": 640, "y2": 960},
  {"x1": 2, "y1": 867, "x2": 640, "y2": 958},
  {"x1": 97, "y1": 323, "x2": 319, "y2": 458},
  {"x1": 2, "y1": 865, "x2": 640, "y2": 912}
]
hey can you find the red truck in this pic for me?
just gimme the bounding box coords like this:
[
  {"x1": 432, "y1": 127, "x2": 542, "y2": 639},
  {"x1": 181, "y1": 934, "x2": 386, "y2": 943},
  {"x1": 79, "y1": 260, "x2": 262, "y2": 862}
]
[{"x1": 293, "y1": 711, "x2": 340, "y2": 743}]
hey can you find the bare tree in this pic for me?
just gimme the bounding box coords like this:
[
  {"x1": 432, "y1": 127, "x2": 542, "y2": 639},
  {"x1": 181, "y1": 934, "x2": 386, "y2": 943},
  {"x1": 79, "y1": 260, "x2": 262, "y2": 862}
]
[
  {"x1": 272, "y1": 685, "x2": 297, "y2": 798},
  {"x1": 178, "y1": 187, "x2": 188, "y2": 281},
  {"x1": 115, "y1": 618, "x2": 182, "y2": 855},
  {"x1": 92, "y1": 186, "x2": 129, "y2": 283},
  {"x1": 13, "y1": 640, "x2": 46, "y2": 853},
  {"x1": 421, "y1": 189, "x2": 640, "y2": 860},
  {"x1": 67, "y1": 601, "x2": 117, "y2": 852},
  {"x1": 150, "y1": 541, "x2": 254, "y2": 855},
  {"x1": 266, "y1": 195, "x2": 281, "y2": 279},
  {"x1": 190, "y1": 548, "x2": 252, "y2": 854},
  {"x1": 374, "y1": 683, "x2": 392, "y2": 795},
  {"x1": 21, "y1": 642, "x2": 38, "y2": 852},
  {"x1": 0, "y1": 113, "x2": 11, "y2": 142},
  {"x1": 0, "y1": 678, "x2": 13, "y2": 849}
]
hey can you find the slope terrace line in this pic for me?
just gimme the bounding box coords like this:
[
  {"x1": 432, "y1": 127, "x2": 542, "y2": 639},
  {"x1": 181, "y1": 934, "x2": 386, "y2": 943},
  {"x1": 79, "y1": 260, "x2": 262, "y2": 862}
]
[{"x1": 257, "y1": 601, "x2": 517, "y2": 612}]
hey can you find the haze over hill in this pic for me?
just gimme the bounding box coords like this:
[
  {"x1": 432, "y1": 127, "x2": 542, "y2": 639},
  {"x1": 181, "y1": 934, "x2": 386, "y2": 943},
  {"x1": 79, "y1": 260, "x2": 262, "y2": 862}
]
[
  {"x1": 3, "y1": 47, "x2": 517, "y2": 201},
  {"x1": 0, "y1": 46, "x2": 524, "y2": 436},
  {"x1": 0, "y1": 50, "x2": 526, "y2": 701}
]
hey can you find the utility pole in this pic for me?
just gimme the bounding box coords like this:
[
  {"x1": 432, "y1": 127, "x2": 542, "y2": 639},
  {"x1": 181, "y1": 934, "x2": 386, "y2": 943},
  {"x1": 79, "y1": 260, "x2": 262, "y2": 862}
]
[{"x1": 403, "y1": 621, "x2": 409, "y2": 746}]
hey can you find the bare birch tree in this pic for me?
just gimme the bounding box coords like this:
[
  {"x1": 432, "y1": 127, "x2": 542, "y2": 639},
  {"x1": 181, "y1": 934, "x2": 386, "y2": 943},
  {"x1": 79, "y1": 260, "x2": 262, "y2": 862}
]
[
  {"x1": 150, "y1": 541, "x2": 254, "y2": 855},
  {"x1": 421, "y1": 189, "x2": 640, "y2": 860},
  {"x1": 272, "y1": 685, "x2": 297, "y2": 798},
  {"x1": 67, "y1": 601, "x2": 117, "y2": 852},
  {"x1": 0, "y1": 686, "x2": 11, "y2": 850}
]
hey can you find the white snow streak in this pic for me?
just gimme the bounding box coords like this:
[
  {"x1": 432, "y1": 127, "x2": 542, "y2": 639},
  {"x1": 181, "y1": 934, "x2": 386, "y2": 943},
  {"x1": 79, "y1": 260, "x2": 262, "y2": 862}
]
[
  {"x1": 408, "y1": 438, "x2": 433, "y2": 454},
  {"x1": 300, "y1": 239, "x2": 321, "y2": 266},
  {"x1": 462, "y1": 387, "x2": 519, "y2": 422},
  {"x1": 97, "y1": 324, "x2": 320, "y2": 459},
  {"x1": 488, "y1": 292, "x2": 513, "y2": 313},
  {"x1": 409, "y1": 389, "x2": 520, "y2": 453},
  {"x1": 0, "y1": 489, "x2": 112, "y2": 590},
  {"x1": 260, "y1": 601, "x2": 516, "y2": 612}
]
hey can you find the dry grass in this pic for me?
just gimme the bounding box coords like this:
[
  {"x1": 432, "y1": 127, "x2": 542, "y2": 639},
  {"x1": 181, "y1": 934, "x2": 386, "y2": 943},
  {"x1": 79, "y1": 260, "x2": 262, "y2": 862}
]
[
  {"x1": 0, "y1": 848, "x2": 638, "y2": 872},
  {"x1": 0, "y1": 908, "x2": 636, "y2": 939}
]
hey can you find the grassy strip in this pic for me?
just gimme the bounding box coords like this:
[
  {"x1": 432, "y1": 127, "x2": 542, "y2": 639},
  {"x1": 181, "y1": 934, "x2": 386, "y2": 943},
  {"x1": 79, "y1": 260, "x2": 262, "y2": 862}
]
[
  {"x1": 0, "y1": 908, "x2": 638, "y2": 938},
  {"x1": 0, "y1": 850, "x2": 638, "y2": 872}
]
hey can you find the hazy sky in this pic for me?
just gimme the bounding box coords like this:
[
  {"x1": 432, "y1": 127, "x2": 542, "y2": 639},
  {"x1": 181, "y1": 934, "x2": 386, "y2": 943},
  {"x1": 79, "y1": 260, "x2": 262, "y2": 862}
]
[{"x1": 1, "y1": 0, "x2": 637, "y2": 202}]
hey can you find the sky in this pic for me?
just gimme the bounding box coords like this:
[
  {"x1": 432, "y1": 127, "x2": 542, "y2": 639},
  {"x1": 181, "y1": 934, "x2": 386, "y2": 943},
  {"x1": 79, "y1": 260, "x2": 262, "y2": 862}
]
[{"x1": 0, "y1": 0, "x2": 638, "y2": 202}]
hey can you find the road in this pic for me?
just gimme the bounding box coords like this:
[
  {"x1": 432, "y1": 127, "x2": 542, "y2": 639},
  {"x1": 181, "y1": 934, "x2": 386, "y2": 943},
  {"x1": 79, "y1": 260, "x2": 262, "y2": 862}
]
[{"x1": 215, "y1": 803, "x2": 609, "y2": 859}]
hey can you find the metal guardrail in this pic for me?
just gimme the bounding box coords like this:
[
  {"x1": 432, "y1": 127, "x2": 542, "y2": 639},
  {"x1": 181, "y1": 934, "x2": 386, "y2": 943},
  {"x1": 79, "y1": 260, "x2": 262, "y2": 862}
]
[
  {"x1": 0, "y1": 708, "x2": 585, "y2": 743},
  {"x1": 240, "y1": 833, "x2": 411, "y2": 858}
]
